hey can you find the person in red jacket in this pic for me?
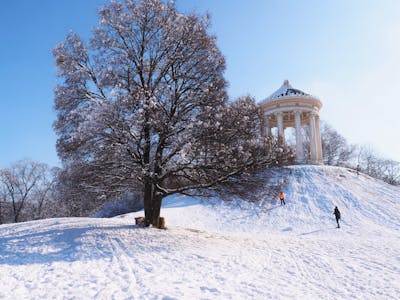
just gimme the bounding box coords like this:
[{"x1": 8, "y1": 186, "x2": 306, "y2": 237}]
[{"x1": 279, "y1": 192, "x2": 286, "y2": 205}]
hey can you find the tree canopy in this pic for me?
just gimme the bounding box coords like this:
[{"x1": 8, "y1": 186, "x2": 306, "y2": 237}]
[{"x1": 53, "y1": 0, "x2": 286, "y2": 226}]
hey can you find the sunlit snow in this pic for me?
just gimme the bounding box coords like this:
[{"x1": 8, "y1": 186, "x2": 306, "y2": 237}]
[{"x1": 0, "y1": 165, "x2": 399, "y2": 299}]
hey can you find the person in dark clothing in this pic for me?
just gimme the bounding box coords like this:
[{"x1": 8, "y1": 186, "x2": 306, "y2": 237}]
[
  {"x1": 333, "y1": 206, "x2": 341, "y2": 228},
  {"x1": 279, "y1": 192, "x2": 286, "y2": 205}
]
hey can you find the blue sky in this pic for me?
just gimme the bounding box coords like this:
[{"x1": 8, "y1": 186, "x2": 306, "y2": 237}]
[{"x1": 1, "y1": 0, "x2": 400, "y2": 168}]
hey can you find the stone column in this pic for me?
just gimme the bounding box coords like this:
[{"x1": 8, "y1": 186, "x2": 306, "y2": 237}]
[
  {"x1": 264, "y1": 114, "x2": 272, "y2": 138},
  {"x1": 309, "y1": 112, "x2": 317, "y2": 163},
  {"x1": 260, "y1": 113, "x2": 265, "y2": 138},
  {"x1": 294, "y1": 111, "x2": 304, "y2": 162},
  {"x1": 276, "y1": 112, "x2": 285, "y2": 144},
  {"x1": 315, "y1": 114, "x2": 323, "y2": 163}
]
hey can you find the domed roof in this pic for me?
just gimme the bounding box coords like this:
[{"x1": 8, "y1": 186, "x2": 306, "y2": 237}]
[{"x1": 261, "y1": 80, "x2": 311, "y2": 103}]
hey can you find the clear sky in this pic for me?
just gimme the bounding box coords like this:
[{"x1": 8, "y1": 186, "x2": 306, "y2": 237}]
[{"x1": 1, "y1": 0, "x2": 399, "y2": 168}]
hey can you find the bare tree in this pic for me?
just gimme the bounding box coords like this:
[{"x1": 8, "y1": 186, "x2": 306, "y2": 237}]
[
  {"x1": 31, "y1": 167, "x2": 58, "y2": 219},
  {"x1": 53, "y1": 0, "x2": 284, "y2": 227},
  {"x1": 380, "y1": 159, "x2": 400, "y2": 185},
  {"x1": 353, "y1": 144, "x2": 400, "y2": 185},
  {"x1": 356, "y1": 145, "x2": 381, "y2": 178},
  {"x1": 320, "y1": 122, "x2": 354, "y2": 166},
  {"x1": 0, "y1": 160, "x2": 51, "y2": 223}
]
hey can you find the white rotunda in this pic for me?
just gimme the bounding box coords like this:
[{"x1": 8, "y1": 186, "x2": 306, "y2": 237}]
[{"x1": 260, "y1": 80, "x2": 323, "y2": 164}]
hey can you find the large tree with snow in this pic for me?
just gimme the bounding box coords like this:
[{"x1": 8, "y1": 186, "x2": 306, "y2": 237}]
[{"x1": 53, "y1": 0, "x2": 284, "y2": 226}]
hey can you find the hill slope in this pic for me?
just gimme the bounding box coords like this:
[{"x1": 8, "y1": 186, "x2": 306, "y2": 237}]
[
  {"x1": 0, "y1": 165, "x2": 399, "y2": 299},
  {"x1": 161, "y1": 165, "x2": 400, "y2": 235}
]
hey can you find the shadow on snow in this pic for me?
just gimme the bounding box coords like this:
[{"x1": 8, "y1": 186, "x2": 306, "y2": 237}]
[{"x1": 0, "y1": 224, "x2": 141, "y2": 266}]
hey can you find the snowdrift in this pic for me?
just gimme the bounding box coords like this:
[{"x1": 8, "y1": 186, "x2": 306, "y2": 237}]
[{"x1": 0, "y1": 165, "x2": 399, "y2": 299}]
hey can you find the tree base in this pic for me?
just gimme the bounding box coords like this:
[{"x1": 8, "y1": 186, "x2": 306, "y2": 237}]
[
  {"x1": 157, "y1": 217, "x2": 166, "y2": 229},
  {"x1": 135, "y1": 216, "x2": 145, "y2": 226},
  {"x1": 136, "y1": 216, "x2": 166, "y2": 229}
]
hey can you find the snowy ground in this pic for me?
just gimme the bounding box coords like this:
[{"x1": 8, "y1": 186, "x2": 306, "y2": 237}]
[{"x1": 0, "y1": 165, "x2": 399, "y2": 299}]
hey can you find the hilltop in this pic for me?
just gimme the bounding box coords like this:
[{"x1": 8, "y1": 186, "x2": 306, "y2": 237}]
[{"x1": 0, "y1": 165, "x2": 399, "y2": 299}]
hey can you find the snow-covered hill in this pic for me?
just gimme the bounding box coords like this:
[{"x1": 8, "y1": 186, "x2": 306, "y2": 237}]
[
  {"x1": 0, "y1": 165, "x2": 399, "y2": 299},
  {"x1": 159, "y1": 165, "x2": 400, "y2": 234}
]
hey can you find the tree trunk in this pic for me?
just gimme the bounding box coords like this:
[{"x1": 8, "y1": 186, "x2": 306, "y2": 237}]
[
  {"x1": 151, "y1": 193, "x2": 163, "y2": 227},
  {"x1": 143, "y1": 179, "x2": 153, "y2": 227},
  {"x1": 143, "y1": 119, "x2": 152, "y2": 227},
  {"x1": 143, "y1": 182, "x2": 164, "y2": 228}
]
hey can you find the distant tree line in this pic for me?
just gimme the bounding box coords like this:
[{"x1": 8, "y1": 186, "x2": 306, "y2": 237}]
[
  {"x1": 320, "y1": 121, "x2": 400, "y2": 185},
  {"x1": 0, "y1": 159, "x2": 144, "y2": 224}
]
